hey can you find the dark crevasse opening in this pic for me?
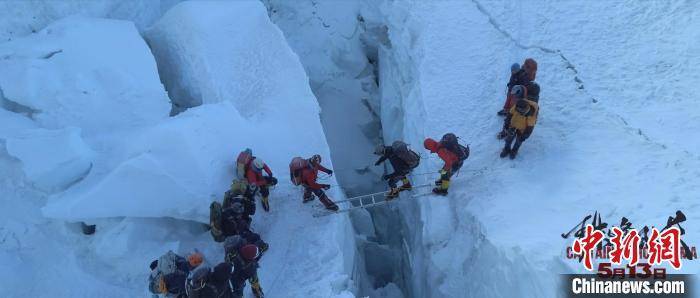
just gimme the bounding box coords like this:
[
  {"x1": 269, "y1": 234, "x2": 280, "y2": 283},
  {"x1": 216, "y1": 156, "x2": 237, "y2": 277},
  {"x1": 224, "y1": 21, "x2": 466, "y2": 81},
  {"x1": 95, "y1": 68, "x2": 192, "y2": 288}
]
[{"x1": 261, "y1": 1, "x2": 415, "y2": 297}]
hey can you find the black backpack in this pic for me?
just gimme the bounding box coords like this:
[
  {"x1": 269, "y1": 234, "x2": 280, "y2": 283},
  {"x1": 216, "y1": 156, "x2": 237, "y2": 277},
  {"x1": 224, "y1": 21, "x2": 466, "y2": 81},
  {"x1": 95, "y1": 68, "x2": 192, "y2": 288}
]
[
  {"x1": 440, "y1": 133, "x2": 470, "y2": 161},
  {"x1": 391, "y1": 141, "x2": 420, "y2": 169}
]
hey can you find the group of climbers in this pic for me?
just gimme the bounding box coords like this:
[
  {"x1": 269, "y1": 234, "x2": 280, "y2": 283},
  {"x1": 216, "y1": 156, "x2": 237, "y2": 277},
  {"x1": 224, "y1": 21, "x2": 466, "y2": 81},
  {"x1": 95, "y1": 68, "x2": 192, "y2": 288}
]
[
  {"x1": 370, "y1": 60, "x2": 539, "y2": 197},
  {"x1": 148, "y1": 244, "x2": 263, "y2": 298},
  {"x1": 369, "y1": 133, "x2": 470, "y2": 199},
  {"x1": 149, "y1": 149, "x2": 278, "y2": 298},
  {"x1": 147, "y1": 58, "x2": 541, "y2": 297},
  {"x1": 497, "y1": 58, "x2": 540, "y2": 159}
]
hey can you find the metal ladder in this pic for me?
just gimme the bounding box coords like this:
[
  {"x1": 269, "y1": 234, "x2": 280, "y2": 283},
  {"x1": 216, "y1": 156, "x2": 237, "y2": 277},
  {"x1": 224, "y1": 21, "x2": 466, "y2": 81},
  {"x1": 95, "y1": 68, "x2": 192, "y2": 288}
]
[{"x1": 313, "y1": 183, "x2": 433, "y2": 217}]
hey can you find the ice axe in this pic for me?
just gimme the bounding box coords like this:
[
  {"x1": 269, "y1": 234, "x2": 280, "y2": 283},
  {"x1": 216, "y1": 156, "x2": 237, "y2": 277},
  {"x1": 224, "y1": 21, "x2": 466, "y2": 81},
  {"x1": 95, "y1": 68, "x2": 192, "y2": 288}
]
[{"x1": 561, "y1": 214, "x2": 592, "y2": 239}]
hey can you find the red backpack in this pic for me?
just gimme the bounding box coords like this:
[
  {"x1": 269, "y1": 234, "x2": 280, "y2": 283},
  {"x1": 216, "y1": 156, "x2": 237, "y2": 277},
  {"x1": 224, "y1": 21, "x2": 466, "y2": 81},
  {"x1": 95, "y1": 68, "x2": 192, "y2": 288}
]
[
  {"x1": 523, "y1": 58, "x2": 537, "y2": 81},
  {"x1": 289, "y1": 157, "x2": 308, "y2": 186},
  {"x1": 236, "y1": 149, "x2": 253, "y2": 180}
]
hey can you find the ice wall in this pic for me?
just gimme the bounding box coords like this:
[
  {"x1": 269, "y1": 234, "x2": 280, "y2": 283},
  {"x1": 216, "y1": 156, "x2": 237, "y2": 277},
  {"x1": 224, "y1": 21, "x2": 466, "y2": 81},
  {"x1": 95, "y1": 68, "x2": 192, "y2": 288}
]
[
  {"x1": 263, "y1": 0, "x2": 385, "y2": 198},
  {"x1": 0, "y1": 16, "x2": 170, "y2": 134},
  {"x1": 2, "y1": 2, "x2": 357, "y2": 296},
  {"x1": 367, "y1": 1, "x2": 700, "y2": 297},
  {"x1": 0, "y1": 0, "x2": 181, "y2": 41}
]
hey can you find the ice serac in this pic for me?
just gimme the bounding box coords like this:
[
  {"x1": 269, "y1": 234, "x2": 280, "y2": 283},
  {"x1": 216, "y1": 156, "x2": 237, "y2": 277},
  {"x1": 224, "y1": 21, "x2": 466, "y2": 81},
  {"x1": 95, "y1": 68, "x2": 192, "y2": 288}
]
[
  {"x1": 43, "y1": 2, "x2": 356, "y2": 296},
  {"x1": 0, "y1": 0, "x2": 182, "y2": 41},
  {"x1": 145, "y1": 0, "x2": 317, "y2": 117},
  {"x1": 5, "y1": 127, "x2": 93, "y2": 192},
  {"x1": 0, "y1": 17, "x2": 170, "y2": 134}
]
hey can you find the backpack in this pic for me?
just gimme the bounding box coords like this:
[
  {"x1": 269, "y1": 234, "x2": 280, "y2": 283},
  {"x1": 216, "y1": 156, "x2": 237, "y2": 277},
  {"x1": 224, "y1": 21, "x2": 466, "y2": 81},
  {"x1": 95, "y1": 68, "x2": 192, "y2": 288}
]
[
  {"x1": 523, "y1": 58, "x2": 537, "y2": 81},
  {"x1": 209, "y1": 201, "x2": 225, "y2": 242},
  {"x1": 236, "y1": 149, "x2": 253, "y2": 180},
  {"x1": 158, "y1": 251, "x2": 186, "y2": 275},
  {"x1": 440, "y1": 133, "x2": 470, "y2": 161},
  {"x1": 223, "y1": 180, "x2": 247, "y2": 208},
  {"x1": 391, "y1": 141, "x2": 420, "y2": 169},
  {"x1": 289, "y1": 157, "x2": 308, "y2": 186}
]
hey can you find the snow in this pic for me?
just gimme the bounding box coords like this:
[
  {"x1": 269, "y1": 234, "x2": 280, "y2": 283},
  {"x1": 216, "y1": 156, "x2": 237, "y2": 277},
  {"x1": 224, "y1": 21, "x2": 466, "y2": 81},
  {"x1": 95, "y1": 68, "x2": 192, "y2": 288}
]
[
  {"x1": 145, "y1": 0, "x2": 324, "y2": 118},
  {"x1": 0, "y1": 16, "x2": 170, "y2": 134},
  {"x1": 2, "y1": 1, "x2": 699, "y2": 297},
  {"x1": 5, "y1": 127, "x2": 94, "y2": 192},
  {"x1": 264, "y1": 0, "x2": 385, "y2": 197},
  {"x1": 362, "y1": 0, "x2": 700, "y2": 297},
  {"x1": 0, "y1": 0, "x2": 181, "y2": 41},
  {"x1": 9, "y1": 1, "x2": 355, "y2": 296}
]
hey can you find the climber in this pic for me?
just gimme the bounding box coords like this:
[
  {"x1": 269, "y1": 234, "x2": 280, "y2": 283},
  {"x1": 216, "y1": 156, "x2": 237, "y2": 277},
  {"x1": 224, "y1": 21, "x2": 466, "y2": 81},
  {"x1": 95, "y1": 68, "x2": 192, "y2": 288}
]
[
  {"x1": 500, "y1": 89, "x2": 539, "y2": 159},
  {"x1": 211, "y1": 181, "x2": 255, "y2": 242},
  {"x1": 373, "y1": 141, "x2": 420, "y2": 199},
  {"x1": 292, "y1": 154, "x2": 339, "y2": 211},
  {"x1": 148, "y1": 251, "x2": 204, "y2": 297},
  {"x1": 525, "y1": 81, "x2": 540, "y2": 103},
  {"x1": 423, "y1": 133, "x2": 470, "y2": 195},
  {"x1": 245, "y1": 157, "x2": 277, "y2": 212},
  {"x1": 185, "y1": 263, "x2": 235, "y2": 298},
  {"x1": 223, "y1": 179, "x2": 255, "y2": 216},
  {"x1": 224, "y1": 232, "x2": 269, "y2": 264},
  {"x1": 498, "y1": 63, "x2": 528, "y2": 116},
  {"x1": 227, "y1": 244, "x2": 265, "y2": 298},
  {"x1": 220, "y1": 202, "x2": 253, "y2": 236}
]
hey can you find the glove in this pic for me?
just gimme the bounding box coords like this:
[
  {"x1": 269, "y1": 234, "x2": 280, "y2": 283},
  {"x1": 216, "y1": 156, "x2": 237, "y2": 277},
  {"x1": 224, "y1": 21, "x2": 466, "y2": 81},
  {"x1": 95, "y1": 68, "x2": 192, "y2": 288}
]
[
  {"x1": 328, "y1": 170, "x2": 333, "y2": 176},
  {"x1": 268, "y1": 176, "x2": 278, "y2": 186},
  {"x1": 382, "y1": 174, "x2": 390, "y2": 181},
  {"x1": 374, "y1": 161, "x2": 381, "y2": 166},
  {"x1": 322, "y1": 184, "x2": 331, "y2": 190}
]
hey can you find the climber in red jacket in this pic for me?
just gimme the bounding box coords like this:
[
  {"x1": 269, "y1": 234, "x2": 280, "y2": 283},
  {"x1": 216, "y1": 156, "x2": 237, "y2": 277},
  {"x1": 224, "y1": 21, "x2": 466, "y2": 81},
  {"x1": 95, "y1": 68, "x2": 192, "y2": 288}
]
[
  {"x1": 424, "y1": 133, "x2": 469, "y2": 195},
  {"x1": 300, "y1": 154, "x2": 339, "y2": 211},
  {"x1": 245, "y1": 158, "x2": 277, "y2": 212}
]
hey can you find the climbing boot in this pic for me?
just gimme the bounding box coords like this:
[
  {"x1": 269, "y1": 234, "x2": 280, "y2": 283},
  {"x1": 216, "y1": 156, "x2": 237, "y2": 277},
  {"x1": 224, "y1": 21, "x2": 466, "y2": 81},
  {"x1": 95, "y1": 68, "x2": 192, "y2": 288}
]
[
  {"x1": 432, "y1": 187, "x2": 448, "y2": 196},
  {"x1": 303, "y1": 193, "x2": 314, "y2": 203},
  {"x1": 386, "y1": 188, "x2": 400, "y2": 200},
  {"x1": 319, "y1": 194, "x2": 340, "y2": 212},
  {"x1": 500, "y1": 147, "x2": 511, "y2": 158},
  {"x1": 261, "y1": 196, "x2": 270, "y2": 212},
  {"x1": 509, "y1": 148, "x2": 518, "y2": 159}
]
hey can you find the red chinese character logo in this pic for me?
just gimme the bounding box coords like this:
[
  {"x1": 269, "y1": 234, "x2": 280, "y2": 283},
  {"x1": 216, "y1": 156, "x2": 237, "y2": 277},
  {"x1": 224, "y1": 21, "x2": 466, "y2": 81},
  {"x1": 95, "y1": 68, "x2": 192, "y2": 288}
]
[
  {"x1": 647, "y1": 227, "x2": 682, "y2": 269},
  {"x1": 609, "y1": 227, "x2": 640, "y2": 266},
  {"x1": 572, "y1": 224, "x2": 605, "y2": 270}
]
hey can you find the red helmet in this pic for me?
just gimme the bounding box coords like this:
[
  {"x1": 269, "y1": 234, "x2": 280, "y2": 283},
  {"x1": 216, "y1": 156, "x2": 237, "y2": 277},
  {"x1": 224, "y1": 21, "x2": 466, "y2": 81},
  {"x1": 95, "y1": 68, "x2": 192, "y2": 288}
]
[
  {"x1": 239, "y1": 244, "x2": 259, "y2": 261},
  {"x1": 423, "y1": 138, "x2": 439, "y2": 152}
]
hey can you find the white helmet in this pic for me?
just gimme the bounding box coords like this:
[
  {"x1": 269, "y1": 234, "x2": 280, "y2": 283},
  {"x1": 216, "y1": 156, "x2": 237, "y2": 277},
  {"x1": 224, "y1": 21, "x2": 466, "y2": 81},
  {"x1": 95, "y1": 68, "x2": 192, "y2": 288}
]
[{"x1": 252, "y1": 158, "x2": 265, "y2": 171}]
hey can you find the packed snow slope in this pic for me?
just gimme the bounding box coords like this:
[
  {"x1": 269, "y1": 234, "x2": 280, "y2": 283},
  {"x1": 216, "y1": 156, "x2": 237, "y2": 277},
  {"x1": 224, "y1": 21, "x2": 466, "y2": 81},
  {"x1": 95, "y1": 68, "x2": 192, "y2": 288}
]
[
  {"x1": 365, "y1": 1, "x2": 700, "y2": 297},
  {"x1": 2, "y1": 1, "x2": 355, "y2": 297}
]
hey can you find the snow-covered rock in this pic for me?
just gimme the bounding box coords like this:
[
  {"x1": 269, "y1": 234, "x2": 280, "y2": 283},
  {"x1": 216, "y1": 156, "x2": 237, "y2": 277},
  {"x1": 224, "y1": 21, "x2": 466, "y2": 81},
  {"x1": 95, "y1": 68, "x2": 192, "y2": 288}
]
[
  {"x1": 0, "y1": 16, "x2": 170, "y2": 134},
  {"x1": 5, "y1": 127, "x2": 93, "y2": 192}
]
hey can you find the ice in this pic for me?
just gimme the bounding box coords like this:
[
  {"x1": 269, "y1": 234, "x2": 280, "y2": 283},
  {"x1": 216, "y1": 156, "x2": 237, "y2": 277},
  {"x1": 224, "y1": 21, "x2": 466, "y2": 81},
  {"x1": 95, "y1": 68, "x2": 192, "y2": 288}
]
[
  {"x1": 4, "y1": 127, "x2": 93, "y2": 192},
  {"x1": 0, "y1": 16, "x2": 170, "y2": 134},
  {"x1": 363, "y1": 1, "x2": 700, "y2": 297},
  {"x1": 36, "y1": 2, "x2": 356, "y2": 296},
  {"x1": 2, "y1": 1, "x2": 699, "y2": 297},
  {"x1": 145, "y1": 0, "x2": 321, "y2": 118},
  {"x1": 0, "y1": 0, "x2": 181, "y2": 41}
]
